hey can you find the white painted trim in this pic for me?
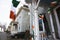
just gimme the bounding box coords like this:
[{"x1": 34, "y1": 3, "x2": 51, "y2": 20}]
[
  {"x1": 49, "y1": 14, "x2": 56, "y2": 39},
  {"x1": 32, "y1": 0, "x2": 40, "y2": 9},
  {"x1": 42, "y1": 19, "x2": 45, "y2": 32}
]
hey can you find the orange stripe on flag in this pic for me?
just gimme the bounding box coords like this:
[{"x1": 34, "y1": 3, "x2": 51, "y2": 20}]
[{"x1": 10, "y1": 10, "x2": 16, "y2": 21}]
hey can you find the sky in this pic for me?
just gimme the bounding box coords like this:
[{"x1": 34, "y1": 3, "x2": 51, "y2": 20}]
[
  {"x1": 0, "y1": 0, "x2": 12, "y2": 28},
  {"x1": 0, "y1": 0, "x2": 25, "y2": 28}
]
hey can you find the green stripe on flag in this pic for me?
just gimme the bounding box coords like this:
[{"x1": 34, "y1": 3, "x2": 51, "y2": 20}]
[{"x1": 12, "y1": 0, "x2": 20, "y2": 7}]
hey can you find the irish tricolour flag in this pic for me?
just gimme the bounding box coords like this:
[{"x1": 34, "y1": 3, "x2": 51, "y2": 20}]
[{"x1": 10, "y1": 0, "x2": 20, "y2": 21}]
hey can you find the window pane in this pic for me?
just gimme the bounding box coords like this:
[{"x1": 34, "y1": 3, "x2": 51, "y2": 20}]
[{"x1": 39, "y1": 19, "x2": 43, "y2": 31}]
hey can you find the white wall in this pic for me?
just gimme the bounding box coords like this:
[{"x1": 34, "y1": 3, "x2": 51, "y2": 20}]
[{"x1": 16, "y1": 9, "x2": 30, "y2": 32}]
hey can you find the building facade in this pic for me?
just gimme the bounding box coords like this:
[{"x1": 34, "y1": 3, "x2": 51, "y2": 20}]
[{"x1": 15, "y1": 6, "x2": 30, "y2": 32}]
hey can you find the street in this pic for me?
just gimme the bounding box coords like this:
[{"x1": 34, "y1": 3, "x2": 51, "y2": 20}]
[
  {"x1": 0, "y1": 32, "x2": 20, "y2": 40},
  {"x1": 0, "y1": 32, "x2": 28, "y2": 40},
  {"x1": 0, "y1": 32, "x2": 60, "y2": 40},
  {"x1": 0, "y1": 32, "x2": 7, "y2": 40}
]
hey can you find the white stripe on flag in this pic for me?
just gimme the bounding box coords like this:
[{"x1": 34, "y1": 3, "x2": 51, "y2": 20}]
[{"x1": 11, "y1": 4, "x2": 16, "y2": 14}]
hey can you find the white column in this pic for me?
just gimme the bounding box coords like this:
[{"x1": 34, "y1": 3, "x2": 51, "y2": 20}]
[
  {"x1": 30, "y1": 13, "x2": 34, "y2": 34},
  {"x1": 11, "y1": 23, "x2": 13, "y2": 33},
  {"x1": 34, "y1": 10, "x2": 40, "y2": 40},
  {"x1": 49, "y1": 14, "x2": 56, "y2": 39},
  {"x1": 53, "y1": 10, "x2": 60, "y2": 38},
  {"x1": 29, "y1": 4, "x2": 34, "y2": 34}
]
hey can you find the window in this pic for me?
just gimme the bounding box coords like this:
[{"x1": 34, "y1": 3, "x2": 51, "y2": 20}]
[
  {"x1": 19, "y1": 27, "x2": 20, "y2": 29},
  {"x1": 38, "y1": 19, "x2": 43, "y2": 31},
  {"x1": 13, "y1": 24, "x2": 18, "y2": 30}
]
